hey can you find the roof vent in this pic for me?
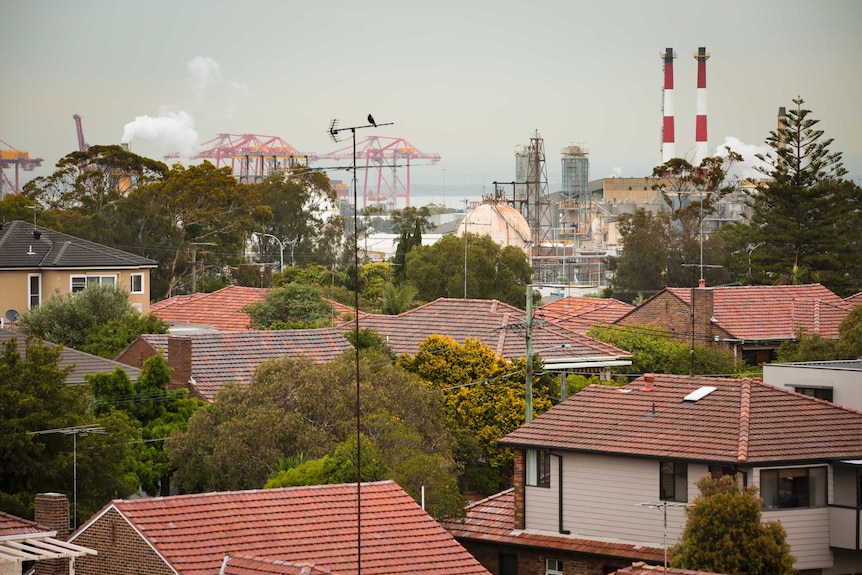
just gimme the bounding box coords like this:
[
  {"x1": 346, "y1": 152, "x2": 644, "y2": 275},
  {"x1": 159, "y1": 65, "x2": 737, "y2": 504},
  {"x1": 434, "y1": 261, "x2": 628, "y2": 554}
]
[
  {"x1": 33, "y1": 229, "x2": 41, "y2": 240},
  {"x1": 683, "y1": 386, "x2": 717, "y2": 402}
]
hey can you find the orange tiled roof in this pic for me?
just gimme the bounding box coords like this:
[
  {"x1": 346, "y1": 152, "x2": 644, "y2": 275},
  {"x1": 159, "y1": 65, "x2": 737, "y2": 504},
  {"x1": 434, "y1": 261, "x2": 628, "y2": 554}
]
[
  {"x1": 141, "y1": 329, "x2": 352, "y2": 402},
  {"x1": 846, "y1": 291, "x2": 862, "y2": 308},
  {"x1": 358, "y1": 298, "x2": 630, "y2": 361},
  {"x1": 76, "y1": 481, "x2": 489, "y2": 575},
  {"x1": 151, "y1": 285, "x2": 360, "y2": 331},
  {"x1": 499, "y1": 374, "x2": 862, "y2": 464},
  {"x1": 536, "y1": 296, "x2": 634, "y2": 334},
  {"x1": 663, "y1": 284, "x2": 852, "y2": 340},
  {"x1": 441, "y1": 490, "x2": 663, "y2": 563},
  {"x1": 0, "y1": 511, "x2": 46, "y2": 537}
]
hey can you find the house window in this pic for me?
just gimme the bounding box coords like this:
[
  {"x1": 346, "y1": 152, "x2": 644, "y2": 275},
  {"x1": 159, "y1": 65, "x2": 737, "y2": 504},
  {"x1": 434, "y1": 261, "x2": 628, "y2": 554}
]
[
  {"x1": 793, "y1": 386, "x2": 834, "y2": 402},
  {"x1": 130, "y1": 273, "x2": 144, "y2": 294},
  {"x1": 760, "y1": 466, "x2": 827, "y2": 510},
  {"x1": 71, "y1": 274, "x2": 118, "y2": 292},
  {"x1": 28, "y1": 274, "x2": 41, "y2": 309},
  {"x1": 660, "y1": 461, "x2": 688, "y2": 502},
  {"x1": 545, "y1": 559, "x2": 563, "y2": 575},
  {"x1": 526, "y1": 449, "x2": 551, "y2": 487},
  {"x1": 500, "y1": 553, "x2": 518, "y2": 575}
]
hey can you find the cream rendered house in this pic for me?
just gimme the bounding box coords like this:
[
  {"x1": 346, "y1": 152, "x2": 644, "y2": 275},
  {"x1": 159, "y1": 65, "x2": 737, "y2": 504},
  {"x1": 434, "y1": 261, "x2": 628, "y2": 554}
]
[{"x1": 0, "y1": 220, "x2": 157, "y2": 320}]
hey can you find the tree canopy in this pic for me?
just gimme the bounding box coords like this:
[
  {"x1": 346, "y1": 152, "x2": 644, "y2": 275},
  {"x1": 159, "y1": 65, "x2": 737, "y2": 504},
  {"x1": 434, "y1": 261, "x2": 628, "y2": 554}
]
[
  {"x1": 405, "y1": 233, "x2": 532, "y2": 308},
  {"x1": 744, "y1": 97, "x2": 861, "y2": 294},
  {"x1": 672, "y1": 474, "x2": 795, "y2": 575},
  {"x1": 243, "y1": 283, "x2": 335, "y2": 329}
]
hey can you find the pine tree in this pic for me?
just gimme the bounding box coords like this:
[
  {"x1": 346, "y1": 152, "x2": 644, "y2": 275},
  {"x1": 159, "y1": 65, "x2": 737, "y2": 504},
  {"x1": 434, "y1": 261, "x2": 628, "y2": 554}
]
[{"x1": 747, "y1": 97, "x2": 860, "y2": 294}]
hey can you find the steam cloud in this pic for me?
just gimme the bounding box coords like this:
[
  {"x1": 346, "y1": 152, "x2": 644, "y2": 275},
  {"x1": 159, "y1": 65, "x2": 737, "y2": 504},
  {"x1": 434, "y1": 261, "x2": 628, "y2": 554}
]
[
  {"x1": 121, "y1": 109, "x2": 199, "y2": 158},
  {"x1": 716, "y1": 136, "x2": 771, "y2": 178}
]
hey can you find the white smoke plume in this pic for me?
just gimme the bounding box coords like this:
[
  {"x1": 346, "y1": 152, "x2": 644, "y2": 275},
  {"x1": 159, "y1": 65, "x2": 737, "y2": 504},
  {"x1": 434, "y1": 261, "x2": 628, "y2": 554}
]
[
  {"x1": 121, "y1": 109, "x2": 199, "y2": 157},
  {"x1": 186, "y1": 56, "x2": 248, "y2": 114},
  {"x1": 609, "y1": 166, "x2": 623, "y2": 178},
  {"x1": 715, "y1": 136, "x2": 772, "y2": 179},
  {"x1": 187, "y1": 56, "x2": 222, "y2": 100}
]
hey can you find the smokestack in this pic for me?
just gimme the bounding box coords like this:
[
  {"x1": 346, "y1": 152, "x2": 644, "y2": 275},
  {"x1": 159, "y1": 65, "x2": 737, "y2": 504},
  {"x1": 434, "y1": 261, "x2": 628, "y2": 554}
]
[
  {"x1": 693, "y1": 47, "x2": 710, "y2": 165},
  {"x1": 661, "y1": 48, "x2": 677, "y2": 163}
]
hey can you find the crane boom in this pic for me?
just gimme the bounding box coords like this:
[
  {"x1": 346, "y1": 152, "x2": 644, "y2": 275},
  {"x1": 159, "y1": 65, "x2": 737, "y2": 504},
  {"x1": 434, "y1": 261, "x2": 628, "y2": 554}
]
[{"x1": 73, "y1": 114, "x2": 88, "y2": 152}]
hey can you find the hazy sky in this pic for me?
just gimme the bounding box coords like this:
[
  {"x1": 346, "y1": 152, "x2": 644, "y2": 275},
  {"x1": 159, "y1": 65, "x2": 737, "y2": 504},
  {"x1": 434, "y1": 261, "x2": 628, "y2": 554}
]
[{"x1": 3, "y1": 0, "x2": 861, "y2": 198}]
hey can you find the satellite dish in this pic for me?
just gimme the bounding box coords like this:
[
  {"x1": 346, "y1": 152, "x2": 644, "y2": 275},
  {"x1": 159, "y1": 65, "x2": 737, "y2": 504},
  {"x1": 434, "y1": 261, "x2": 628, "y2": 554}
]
[{"x1": 5, "y1": 309, "x2": 19, "y2": 322}]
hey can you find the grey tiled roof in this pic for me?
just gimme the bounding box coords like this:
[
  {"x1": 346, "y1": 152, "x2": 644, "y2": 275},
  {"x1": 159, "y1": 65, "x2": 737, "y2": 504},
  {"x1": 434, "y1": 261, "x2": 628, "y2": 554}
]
[
  {"x1": 0, "y1": 329, "x2": 142, "y2": 384},
  {"x1": 0, "y1": 220, "x2": 157, "y2": 269}
]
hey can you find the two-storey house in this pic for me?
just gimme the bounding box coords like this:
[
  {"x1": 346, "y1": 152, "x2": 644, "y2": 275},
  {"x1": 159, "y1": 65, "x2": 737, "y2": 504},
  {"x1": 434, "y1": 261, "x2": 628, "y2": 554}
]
[
  {"x1": 0, "y1": 220, "x2": 158, "y2": 317},
  {"x1": 446, "y1": 374, "x2": 862, "y2": 575}
]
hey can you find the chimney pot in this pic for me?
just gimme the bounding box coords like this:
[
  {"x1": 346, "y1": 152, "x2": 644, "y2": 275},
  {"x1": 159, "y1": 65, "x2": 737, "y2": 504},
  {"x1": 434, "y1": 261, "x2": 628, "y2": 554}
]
[
  {"x1": 643, "y1": 373, "x2": 656, "y2": 391},
  {"x1": 698, "y1": 278, "x2": 706, "y2": 288}
]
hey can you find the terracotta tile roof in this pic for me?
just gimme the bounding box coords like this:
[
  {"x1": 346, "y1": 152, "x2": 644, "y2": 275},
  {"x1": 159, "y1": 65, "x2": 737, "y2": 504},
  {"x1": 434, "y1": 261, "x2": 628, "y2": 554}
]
[
  {"x1": 441, "y1": 490, "x2": 663, "y2": 564},
  {"x1": 151, "y1": 285, "x2": 361, "y2": 331},
  {"x1": 536, "y1": 297, "x2": 634, "y2": 334},
  {"x1": 0, "y1": 511, "x2": 47, "y2": 537},
  {"x1": 358, "y1": 298, "x2": 630, "y2": 362},
  {"x1": 76, "y1": 481, "x2": 489, "y2": 575},
  {"x1": 499, "y1": 374, "x2": 862, "y2": 464},
  {"x1": 141, "y1": 329, "x2": 352, "y2": 401},
  {"x1": 662, "y1": 284, "x2": 852, "y2": 340},
  {"x1": 0, "y1": 220, "x2": 157, "y2": 269},
  {"x1": 846, "y1": 291, "x2": 862, "y2": 308},
  {"x1": 0, "y1": 328, "x2": 142, "y2": 384},
  {"x1": 610, "y1": 562, "x2": 728, "y2": 575},
  {"x1": 221, "y1": 554, "x2": 332, "y2": 575}
]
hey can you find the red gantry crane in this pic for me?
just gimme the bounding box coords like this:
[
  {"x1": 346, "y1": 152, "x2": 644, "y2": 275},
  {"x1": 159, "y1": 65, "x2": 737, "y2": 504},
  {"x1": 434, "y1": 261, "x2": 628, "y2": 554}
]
[
  {"x1": 0, "y1": 139, "x2": 43, "y2": 198},
  {"x1": 316, "y1": 135, "x2": 441, "y2": 209},
  {"x1": 164, "y1": 134, "x2": 309, "y2": 183}
]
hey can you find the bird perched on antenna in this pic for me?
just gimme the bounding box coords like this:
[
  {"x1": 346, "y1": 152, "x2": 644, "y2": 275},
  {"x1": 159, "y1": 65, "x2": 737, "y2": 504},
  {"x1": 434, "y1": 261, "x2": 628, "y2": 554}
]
[{"x1": 367, "y1": 114, "x2": 376, "y2": 127}]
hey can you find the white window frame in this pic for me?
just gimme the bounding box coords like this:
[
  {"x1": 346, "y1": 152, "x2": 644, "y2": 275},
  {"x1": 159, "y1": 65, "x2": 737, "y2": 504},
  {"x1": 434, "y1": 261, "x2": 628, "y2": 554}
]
[
  {"x1": 545, "y1": 558, "x2": 564, "y2": 575},
  {"x1": 526, "y1": 448, "x2": 551, "y2": 488},
  {"x1": 28, "y1": 273, "x2": 42, "y2": 309},
  {"x1": 70, "y1": 274, "x2": 118, "y2": 293},
  {"x1": 130, "y1": 273, "x2": 145, "y2": 294}
]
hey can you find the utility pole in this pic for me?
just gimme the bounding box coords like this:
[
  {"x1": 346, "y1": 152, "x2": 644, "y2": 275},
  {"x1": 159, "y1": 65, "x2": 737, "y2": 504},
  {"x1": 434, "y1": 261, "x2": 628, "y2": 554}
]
[{"x1": 525, "y1": 283, "x2": 533, "y2": 422}]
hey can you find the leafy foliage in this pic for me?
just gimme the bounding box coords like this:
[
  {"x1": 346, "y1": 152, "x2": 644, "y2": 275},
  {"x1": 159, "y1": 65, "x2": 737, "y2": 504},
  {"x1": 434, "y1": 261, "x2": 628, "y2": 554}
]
[
  {"x1": 87, "y1": 355, "x2": 204, "y2": 495},
  {"x1": 81, "y1": 313, "x2": 168, "y2": 359},
  {"x1": 391, "y1": 206, "x2": 434, "y2": 284},
  {"x1": 399, "y1": 335, "x2": 555, "y2": 494},
  {"x1": 744, "y1": 97, "x2": 860, "y2": 295},
  {"x1": 166, "y1": 352, "x2": 462, "y2": 517},
  {"x1": 381, "y1": 282, "x2": 417, "y2": 315},
  {"x1": 588, "y1": 324, "x2": 743, "y2": 376},
  {"x1": 776, "y1": 304, "x2": 862, "y2": 362},
  {"x1": 243, "y1": 283, "x2": 335, "y2": 329},
  {"x1": 405, "y1": 233, "x2": 532, "y2": 308},
  {"x1": 18, "y1": 284, "x2": 141, "y2": 350},
  {"x1": 0, "y1": 336, "x2": 138, "y2": 522},
  {"x1": 671, "y1": 474, "x2": 795, "y2": 575}
]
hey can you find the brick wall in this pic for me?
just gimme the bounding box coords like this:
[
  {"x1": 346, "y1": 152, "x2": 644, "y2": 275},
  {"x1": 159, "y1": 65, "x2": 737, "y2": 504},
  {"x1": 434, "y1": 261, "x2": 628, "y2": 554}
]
[
  {"x1": 513, "y1": 449, "x2": 525, "y2": 530},
  {"x1": 166, "y1": 336, "x2": 192, "y2": 392},
  {"x1": 460, "y1": 539, "x2": 631, "y2": 575},
  {"x1": 34, "y1": 493, "x2": 70, "y2": 575},
  {"x1": 618, "y1": 292, "x2": 692, "y2": 341},
  {"x1": 114, "y1": 338, "x2": 157, "y2": 369},
  {"x1": 71, "y1": 507, "x2": 175, "y2": 575}
]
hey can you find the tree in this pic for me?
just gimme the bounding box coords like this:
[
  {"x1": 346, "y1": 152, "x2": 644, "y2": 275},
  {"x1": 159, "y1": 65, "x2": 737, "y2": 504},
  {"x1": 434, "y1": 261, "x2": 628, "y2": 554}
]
[
  {"x1": 254, "y1": 171, "x2": 345, "y2": 269},
  {"x1": 0, "y1": 336, "x2": 138, "y2": 522},
  {"x1": 588, "y1": 324, "x2": 743, "y2": 376},
  {"x1": 87, "y1": 355, "x2": 204, "y2": 495},
  {"x1": 166, "y1": 351, "x2": 459, "y2": 513},
  {"x1": 775, "y1": 304, "x2": 862, "y2": 362},
  {"x1": 746, "y1": 97, "x2": 860, "y2": 294},
  {"x1": 0, "y1": 194, "x2": 62, "y2": 230},
  {"x1": 391, "y1": 206, "x2": 435, "y2": 284},
  {"x1": 671, "y1": 474, "x2": 794, "y2": 575},
  {"x1": 381, "y1": 282, "x2": 417, "y2": 315},
  {"x1": 243, "y1": 283, "x2": 334, "y2": 329},
  {"x1": 405, "y1": 233, "x2": 532, "y2": 308},
  {"x1": 118, "y1": 161, "x2": 271, "y2": 297},
  {"x1": 607, "y1": 209, "x2": 675, "y2": 298},
  {"x1": 18, "y1": 284, "x2": 148, "y2": 351},
  {"x1": 81, "y1": 313, "x2": 168, "y2": 359},
  {"x1": 399, "y1": 335, "x2": 555, "y2": 494}
]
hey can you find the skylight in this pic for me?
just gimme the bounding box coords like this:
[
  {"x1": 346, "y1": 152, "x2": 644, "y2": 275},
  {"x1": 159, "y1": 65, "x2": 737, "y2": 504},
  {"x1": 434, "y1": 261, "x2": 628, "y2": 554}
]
[{"x1": 682, "y1": 386, "x2": 717, "y2": 402}]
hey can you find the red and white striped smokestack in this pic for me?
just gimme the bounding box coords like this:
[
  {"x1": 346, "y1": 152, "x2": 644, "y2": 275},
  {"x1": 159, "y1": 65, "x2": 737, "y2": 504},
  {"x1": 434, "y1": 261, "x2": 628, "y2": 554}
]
[
  {"x1": 661, "y1": 48, "x2": 677, "y2": 163},
  {"x1": 693, "y1": 47, "x2": 710, "y2": 165}
]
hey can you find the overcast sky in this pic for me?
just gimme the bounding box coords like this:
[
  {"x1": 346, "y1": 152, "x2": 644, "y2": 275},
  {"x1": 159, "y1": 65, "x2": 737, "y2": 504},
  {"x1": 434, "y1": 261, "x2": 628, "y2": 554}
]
[{"x1": 3, "y1": 0, "x2": 860, "y2": 198}]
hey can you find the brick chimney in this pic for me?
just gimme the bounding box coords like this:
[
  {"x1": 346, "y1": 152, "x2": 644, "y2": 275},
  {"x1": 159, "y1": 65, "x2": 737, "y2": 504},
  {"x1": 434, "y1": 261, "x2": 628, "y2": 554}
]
[
  {"x1": 167, "y1": 336, "x2": 193, "y2": 392},
  {"x1": 34, "y1": 493, "x2": 70, "y2": 575},
  {"x1": 692, "y1": 285, "x2": 715, "y2": 344}
]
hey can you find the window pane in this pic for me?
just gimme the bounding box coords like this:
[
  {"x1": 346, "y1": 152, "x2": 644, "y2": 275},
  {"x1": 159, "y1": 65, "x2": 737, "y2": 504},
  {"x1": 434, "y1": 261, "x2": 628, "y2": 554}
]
[
  {"x1": 810, "y1": 467, "x2": 826, "y2": 507},
  {"x1": 761, "y1": 470, "x2": 778, "y2": 509},
  {"x1": 131, "y1": 274, "x2": 143, "y2": 293},
  {"x1": 101, "y1": 276, "x2": 116, "y2": 287},
  {"x1": 526, "y1": 449, "x2": 537, "y2": 486},
  {"x1": 71, "y1": 277, "x2": 86, "y2": 292},
  {"x1": 675, "y1": 463, "x2": 688, "y2": 503}
]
